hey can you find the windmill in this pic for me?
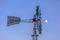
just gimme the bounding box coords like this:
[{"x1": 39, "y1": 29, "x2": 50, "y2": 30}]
[{"x1": 7, "y1": 5, "x2": 42, "y2": 40}]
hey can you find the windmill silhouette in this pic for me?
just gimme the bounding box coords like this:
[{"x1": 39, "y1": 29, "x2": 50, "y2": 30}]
[{"x1": 7, "y1": 5, "x2": 42, "y2": 40}]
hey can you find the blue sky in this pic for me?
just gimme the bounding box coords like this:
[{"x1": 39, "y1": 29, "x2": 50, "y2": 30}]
[{"x1": 0, "y1": 0, "x2": 60, "y2": 40}]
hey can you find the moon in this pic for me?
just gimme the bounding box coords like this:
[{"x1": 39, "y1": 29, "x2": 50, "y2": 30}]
[{"x1": 45, "y1": 20, "x2": 48, "y2": 23}]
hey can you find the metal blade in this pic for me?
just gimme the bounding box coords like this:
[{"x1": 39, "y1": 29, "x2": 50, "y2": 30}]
[
  {"x1": 36, "y1": 5, "x2": 39, "y2": 18},
  {"x1": 36, "y1": 5, "x2": 42, "y2": 34},
  {"x1": 37, "y1": 21, "x2": 42, "y2": 34}
]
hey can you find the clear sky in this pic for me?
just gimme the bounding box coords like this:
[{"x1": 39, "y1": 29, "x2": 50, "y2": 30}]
[{"x1": 0, "y1": 0, "x2": 60, "y2": 40}]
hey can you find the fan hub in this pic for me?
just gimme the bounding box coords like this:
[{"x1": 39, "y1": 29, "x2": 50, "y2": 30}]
[{"x1": 32, "y1": 18, "x2": 40, "y2": 22}]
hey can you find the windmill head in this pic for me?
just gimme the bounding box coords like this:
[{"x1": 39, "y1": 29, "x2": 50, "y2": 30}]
[{"x1": 7, "y1": 16, "x2": 21, "y2": 26}]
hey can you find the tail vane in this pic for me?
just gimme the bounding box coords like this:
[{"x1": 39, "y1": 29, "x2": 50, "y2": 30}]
[{"x1": 7, "y1": 16, "x2": 21, "y2": 26}]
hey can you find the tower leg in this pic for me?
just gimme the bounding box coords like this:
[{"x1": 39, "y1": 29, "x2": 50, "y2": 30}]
[{"x1": 32, "y1": 22, "x2": 38, "y2": 40}]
